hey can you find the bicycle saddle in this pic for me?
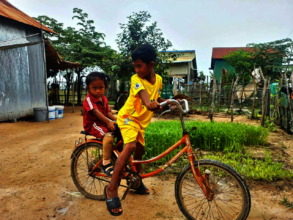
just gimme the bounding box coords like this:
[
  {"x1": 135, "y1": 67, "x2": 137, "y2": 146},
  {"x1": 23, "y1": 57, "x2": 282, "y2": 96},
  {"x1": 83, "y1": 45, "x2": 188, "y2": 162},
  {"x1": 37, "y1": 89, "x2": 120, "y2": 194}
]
[{"x1": 80, "y1": 131, "x2": 90, "y2": 135}]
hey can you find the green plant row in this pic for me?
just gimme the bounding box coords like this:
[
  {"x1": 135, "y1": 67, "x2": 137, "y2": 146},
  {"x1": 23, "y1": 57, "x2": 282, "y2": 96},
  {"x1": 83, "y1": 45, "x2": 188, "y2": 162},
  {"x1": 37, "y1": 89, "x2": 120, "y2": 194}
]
[
  {"x1": 143, "y1": 120, "x2": 269, "y2": 163},
  {"x1": 206, "y1": 152, "x2": 293, "y2": 181}
]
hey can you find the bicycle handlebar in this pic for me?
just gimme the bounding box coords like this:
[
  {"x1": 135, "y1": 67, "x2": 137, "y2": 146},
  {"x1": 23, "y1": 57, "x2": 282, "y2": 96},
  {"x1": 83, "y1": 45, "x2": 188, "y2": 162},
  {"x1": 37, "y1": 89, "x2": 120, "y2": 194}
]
[{"x1": 159, "y1": 99, "x2": 189, "y2": 114}]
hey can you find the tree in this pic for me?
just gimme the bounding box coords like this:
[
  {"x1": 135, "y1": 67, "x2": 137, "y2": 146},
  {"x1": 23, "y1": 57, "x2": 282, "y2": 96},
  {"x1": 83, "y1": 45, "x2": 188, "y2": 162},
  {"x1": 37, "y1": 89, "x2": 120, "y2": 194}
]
[
  {"x1": 114, "y1": 11, "x2": 178, "y2": 81},
  {"x1": 247, "y1": 38, "x2": 293, "y2": 81},
  {"x1": 34, "y1": 8, "x2": 115, "y2": 105},
  {"x1": 223, "y1": 49, "x2": 253, "y2": 83},
  {"x1": 223, "y1": 38, "x2": 293, "y2": 83}
]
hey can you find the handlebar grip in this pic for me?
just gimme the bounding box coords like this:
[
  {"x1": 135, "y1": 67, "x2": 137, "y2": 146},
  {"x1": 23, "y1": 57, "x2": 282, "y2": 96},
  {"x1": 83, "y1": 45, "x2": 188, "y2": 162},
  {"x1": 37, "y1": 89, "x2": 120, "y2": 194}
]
[{"x1": 159, "y1": 99, "x2": 189, "y2": 114}]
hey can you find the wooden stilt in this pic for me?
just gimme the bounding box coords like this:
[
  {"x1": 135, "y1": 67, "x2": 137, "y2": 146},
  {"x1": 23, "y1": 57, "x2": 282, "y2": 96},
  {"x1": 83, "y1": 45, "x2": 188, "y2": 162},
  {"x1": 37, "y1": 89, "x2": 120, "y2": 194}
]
[
  {"x1": 231, "y1": 71, "x2": 244, "y2": 122},
  {"x1": 210, "y1": 76, "x2": 216, "y2": 121},
  {"x1": 218, "y1": 75, "x2": 222, "y2": 113}
]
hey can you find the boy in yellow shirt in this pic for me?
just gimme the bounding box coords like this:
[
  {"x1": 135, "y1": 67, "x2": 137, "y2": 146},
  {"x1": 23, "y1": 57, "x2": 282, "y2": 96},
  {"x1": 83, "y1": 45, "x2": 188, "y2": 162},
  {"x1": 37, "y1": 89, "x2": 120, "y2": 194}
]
[{"x1": 104, "y1": 44, "x2": 167, "y2": 216}]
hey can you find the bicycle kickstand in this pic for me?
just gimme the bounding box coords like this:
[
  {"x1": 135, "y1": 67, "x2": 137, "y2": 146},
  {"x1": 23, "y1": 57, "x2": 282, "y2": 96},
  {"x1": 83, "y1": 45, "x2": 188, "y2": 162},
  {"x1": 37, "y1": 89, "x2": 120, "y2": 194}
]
[{"x1": 121, "y1": 177, "x2": 136, "y2": 200}]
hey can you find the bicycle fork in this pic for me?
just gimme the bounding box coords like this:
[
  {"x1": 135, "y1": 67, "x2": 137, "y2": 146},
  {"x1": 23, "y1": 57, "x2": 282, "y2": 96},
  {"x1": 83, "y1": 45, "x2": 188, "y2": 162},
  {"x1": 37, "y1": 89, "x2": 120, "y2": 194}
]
[{"x1": 185, "y1": 135, "x2": 214, "y2": 201}]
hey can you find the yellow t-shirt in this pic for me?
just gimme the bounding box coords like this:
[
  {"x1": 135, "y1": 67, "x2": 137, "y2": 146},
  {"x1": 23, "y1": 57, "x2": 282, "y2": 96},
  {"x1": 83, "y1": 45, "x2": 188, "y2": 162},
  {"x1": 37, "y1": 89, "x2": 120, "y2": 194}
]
[{"x1": 118, "y1": 74, "x2": 163, "y2": 130}]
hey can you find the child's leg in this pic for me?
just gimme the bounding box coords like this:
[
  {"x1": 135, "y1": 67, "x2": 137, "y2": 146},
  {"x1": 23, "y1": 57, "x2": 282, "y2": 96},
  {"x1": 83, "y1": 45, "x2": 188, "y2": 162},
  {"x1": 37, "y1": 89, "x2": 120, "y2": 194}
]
[
  {"x1": 133, "y1": 142, "x2": 149, "y2": 194},
  {"x1": 133, "y1": 142, "x2": 145, "y2": 173},
  {"x1": 102, "y1": 132, "x2": 115, "y2": 175},
  {"x1": 106, "y1": 141, "x2": 137, "y2": 214}
]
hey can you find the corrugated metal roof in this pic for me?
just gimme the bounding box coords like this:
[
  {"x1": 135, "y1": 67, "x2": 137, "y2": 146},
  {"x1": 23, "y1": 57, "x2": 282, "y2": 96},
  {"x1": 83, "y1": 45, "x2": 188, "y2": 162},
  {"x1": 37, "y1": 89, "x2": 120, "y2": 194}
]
[
  {"x1": 211, "y1": 47, "x2": 251, "y2": 59},
  {"x1": 45, "y1": 41, "x2": 81, "y2": 71},
  {"x1": 0, "y1": 0, "x2": 56, "y2": 34},
  {"x1": 159, "y1": 50, "x2": 195, "y2": 53},
  {"x1": 172, "y1": 56, "x2": 194, "y2": 63}
]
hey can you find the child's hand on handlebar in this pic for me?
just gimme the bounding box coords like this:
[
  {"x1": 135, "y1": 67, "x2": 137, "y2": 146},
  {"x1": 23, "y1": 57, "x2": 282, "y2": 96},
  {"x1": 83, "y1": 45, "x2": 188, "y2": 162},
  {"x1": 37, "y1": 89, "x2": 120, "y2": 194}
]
[{"x1": 146, "y1": 101, "x2": 161, "y2": 111}]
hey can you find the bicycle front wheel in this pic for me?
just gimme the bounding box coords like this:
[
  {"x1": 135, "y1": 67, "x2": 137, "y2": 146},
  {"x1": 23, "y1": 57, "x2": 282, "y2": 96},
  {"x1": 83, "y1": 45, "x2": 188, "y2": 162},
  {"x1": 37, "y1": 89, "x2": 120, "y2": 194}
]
[{"x1": 175, "y1": 159, "x2": 251, "y2": 220}]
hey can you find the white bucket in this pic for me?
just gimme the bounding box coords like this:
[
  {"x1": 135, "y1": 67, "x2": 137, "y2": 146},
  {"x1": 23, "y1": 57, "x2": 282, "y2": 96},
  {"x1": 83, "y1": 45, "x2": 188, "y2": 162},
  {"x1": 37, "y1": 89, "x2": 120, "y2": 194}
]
[
  {"x1": 54, "y1": 105, "x2": 64, "y2": 118},
  {"x1": 54, "y1": 108, "x2": 58, "y2": 119},
  {"x1": 48, "y1": 106, "x2": 56, "y2": 120}
]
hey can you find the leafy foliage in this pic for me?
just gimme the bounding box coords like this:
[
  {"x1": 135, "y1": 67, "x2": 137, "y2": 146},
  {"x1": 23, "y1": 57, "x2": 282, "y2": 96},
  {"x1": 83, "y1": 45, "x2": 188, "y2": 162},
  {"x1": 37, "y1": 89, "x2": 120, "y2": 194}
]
[
  {"x1": 223, "y1": 38, "x2": 293, "y2": 82},
  {"x1": 34, "y1": 9, "x2": 115, "y2": 104},
  {"x1": 114, "y1": 11, "x2": 178, "y2": 81}
]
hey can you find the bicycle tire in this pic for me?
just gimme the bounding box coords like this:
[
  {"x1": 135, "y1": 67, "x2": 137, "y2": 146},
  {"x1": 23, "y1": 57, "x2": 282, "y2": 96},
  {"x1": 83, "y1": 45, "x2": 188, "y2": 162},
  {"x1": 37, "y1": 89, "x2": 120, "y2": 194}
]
[
  {"x1": 71, "y1": 142, "x2": 118, "y2": 200},
  {"x1": 175, "y1": 159, "x2": 251, "y2": 220},
  {"x1": 117, "y1": 94, "x2": 127, "y2": 110}
]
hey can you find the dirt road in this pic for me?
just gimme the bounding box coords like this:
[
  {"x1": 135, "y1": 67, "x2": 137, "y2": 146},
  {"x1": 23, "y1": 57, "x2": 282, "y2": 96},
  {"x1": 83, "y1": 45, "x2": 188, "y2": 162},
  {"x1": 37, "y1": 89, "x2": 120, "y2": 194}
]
[{"x1": 1, "y1": 106, "x2": 293, "y2": 220}]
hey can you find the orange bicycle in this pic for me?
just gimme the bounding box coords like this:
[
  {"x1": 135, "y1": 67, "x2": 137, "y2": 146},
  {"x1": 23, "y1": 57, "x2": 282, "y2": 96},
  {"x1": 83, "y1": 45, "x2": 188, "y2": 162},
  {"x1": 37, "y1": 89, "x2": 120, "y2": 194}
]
[{"x1": 71, "y1": 99, "x2": 251, "y2": 220}]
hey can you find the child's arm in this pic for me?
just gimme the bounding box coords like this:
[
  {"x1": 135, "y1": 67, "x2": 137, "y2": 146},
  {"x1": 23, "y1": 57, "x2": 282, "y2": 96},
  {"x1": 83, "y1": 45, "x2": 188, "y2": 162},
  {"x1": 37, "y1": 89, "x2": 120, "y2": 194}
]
[
  {"x1": 106, "y1": 112, "x2": 117, "y2": 121},
  {"x1": 92, "y1": 109, "x2": 115, "y2": 131},
  {"x1": 139, "y1": 90, "x2": 161, "y2": 111}
]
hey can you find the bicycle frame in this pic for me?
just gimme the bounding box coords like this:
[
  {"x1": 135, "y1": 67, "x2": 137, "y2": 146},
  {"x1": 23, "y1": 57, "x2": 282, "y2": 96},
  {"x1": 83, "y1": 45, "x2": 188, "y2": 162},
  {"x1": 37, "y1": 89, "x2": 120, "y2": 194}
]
[
  {"x1": 92, "y1": 134, "x2": 213, "y2": 200},
  {"x1": 89, "y1": 99, "x2": 214, "y2": 200}
]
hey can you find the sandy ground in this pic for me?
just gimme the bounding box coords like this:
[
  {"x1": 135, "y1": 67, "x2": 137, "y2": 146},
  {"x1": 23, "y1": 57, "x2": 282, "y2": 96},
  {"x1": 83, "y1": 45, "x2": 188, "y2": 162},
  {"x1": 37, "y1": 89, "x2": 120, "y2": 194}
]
[{"x1": 1, "y1": 106, "x2": 293, "y2": 220}]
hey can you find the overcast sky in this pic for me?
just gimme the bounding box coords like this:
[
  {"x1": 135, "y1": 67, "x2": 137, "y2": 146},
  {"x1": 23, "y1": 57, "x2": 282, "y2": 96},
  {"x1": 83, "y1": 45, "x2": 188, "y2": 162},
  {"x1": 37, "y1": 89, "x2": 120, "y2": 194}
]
[{"x1": 9, "y1": 0, "x2": 293, "y2": 75}]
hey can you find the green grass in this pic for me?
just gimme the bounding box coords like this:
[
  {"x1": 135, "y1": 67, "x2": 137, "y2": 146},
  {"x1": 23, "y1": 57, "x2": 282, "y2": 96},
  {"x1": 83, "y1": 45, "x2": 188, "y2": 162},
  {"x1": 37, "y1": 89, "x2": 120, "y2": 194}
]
[
  {"x1": 142, "y1": 120, "x2": 293, "y2": 181},
  {"x1": 280, "y1": 197, "x2": 293, "y2": 209},
  {"x1": 144, "y1": 120, "x2": 269, "y2": 159},
  {"x1": 108, "y1": 101, "x2": 115, "y2": 105},
  {"x1": 206, "y1": 152, "x2": 293, "y2": 181}
]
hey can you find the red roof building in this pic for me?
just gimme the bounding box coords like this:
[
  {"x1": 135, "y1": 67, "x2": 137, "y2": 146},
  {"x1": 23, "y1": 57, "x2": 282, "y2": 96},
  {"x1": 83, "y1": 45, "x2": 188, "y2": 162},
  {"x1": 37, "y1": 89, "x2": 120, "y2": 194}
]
[{"x1": 210, "y1": 47, "x2": 250, "y2": 82}]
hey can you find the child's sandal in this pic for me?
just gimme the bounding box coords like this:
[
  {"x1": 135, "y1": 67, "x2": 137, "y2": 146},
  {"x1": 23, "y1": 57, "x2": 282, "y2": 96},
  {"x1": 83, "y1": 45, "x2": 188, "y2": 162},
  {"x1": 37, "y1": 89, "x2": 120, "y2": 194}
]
[{"x1": 101, "y1": 163, "x2": 114, "y2": 176}]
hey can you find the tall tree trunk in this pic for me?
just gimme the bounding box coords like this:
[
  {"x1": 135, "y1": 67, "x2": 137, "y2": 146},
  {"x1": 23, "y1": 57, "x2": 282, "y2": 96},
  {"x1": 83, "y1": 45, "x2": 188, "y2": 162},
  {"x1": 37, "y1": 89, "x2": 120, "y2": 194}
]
[
  {"x1": 77, "y1": 70, "x2": 82, "y2": 105},
  {"x1": 231, "y1": 71, "x2": 244, "y2": 122}
]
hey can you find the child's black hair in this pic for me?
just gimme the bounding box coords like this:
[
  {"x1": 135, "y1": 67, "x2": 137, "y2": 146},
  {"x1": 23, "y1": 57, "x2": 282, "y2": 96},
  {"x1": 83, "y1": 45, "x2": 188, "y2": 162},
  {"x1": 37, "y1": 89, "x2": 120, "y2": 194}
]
[
  {"x1": 131, "y1": 43, "x2": 157, "y2": 64},
  {"x1": 86, "y1": 72, "x2": 110, "y2": 89}
]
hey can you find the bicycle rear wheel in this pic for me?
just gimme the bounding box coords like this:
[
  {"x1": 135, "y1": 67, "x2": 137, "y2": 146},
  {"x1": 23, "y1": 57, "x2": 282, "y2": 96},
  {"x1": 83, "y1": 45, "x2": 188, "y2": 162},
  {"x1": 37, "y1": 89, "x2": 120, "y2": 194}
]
[
  {"x1": 175, "y1": 159, "x2": 251, "y2": 220},
  {"x1": 117, "y1": 94, "x2": 127, "y2": 110},
  {"x1": 71, "y1": 142, "x2": 117, "y2": 200}
]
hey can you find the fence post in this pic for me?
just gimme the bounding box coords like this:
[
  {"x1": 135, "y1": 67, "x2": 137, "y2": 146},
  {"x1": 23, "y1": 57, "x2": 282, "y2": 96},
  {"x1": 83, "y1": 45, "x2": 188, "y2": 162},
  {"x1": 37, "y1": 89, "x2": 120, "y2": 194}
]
[
  {"x1": 217, "y1": 75, "x2": 222, "y2": 113},
  {"x1": 251, "y1": 77, "x2": 257, "y2": 119},
  {"x1": 239, "y1": 78, "x2": 245, "y2": 113},
  {"x1": 231, "y1": 71, "x2": 243, "y2": 122},
  {"x1": 290, "y1": 71, "x2": 293, "y2": 130},
  {"x1": 284, "y1": 73, "x2": 293, "y2": 133},
  {"x1": 278, "y1": 75, "x2": 284, "y2": 126},
  {"x1": 227, "y1": 79, "x2": 234, "y2": 111},
  {"x1": 261, "y1": 78, "x2": 267, "y2": 127},
  {"x1": 199, "y1": 81, "x2": 202, "y2": 108},
  {"x1": 266, "y1": 78, "x2": 271, "y2": 119},
  {"x1": 259, "y1": 67, "x2": 266, "y2": 127},
  {"x1": 72, "y1": 72, "x2": 75, "y2": 113},
  {"x1": 210, "y1": 76, "x2": 216, "y2": 121}
]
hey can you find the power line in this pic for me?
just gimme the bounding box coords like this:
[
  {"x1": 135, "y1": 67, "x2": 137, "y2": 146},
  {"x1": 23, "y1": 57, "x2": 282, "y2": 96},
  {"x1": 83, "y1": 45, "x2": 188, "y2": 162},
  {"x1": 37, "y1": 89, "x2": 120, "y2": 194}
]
[{"x1": 287, "y1": 29, "x2": 293, "y2": 38}]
